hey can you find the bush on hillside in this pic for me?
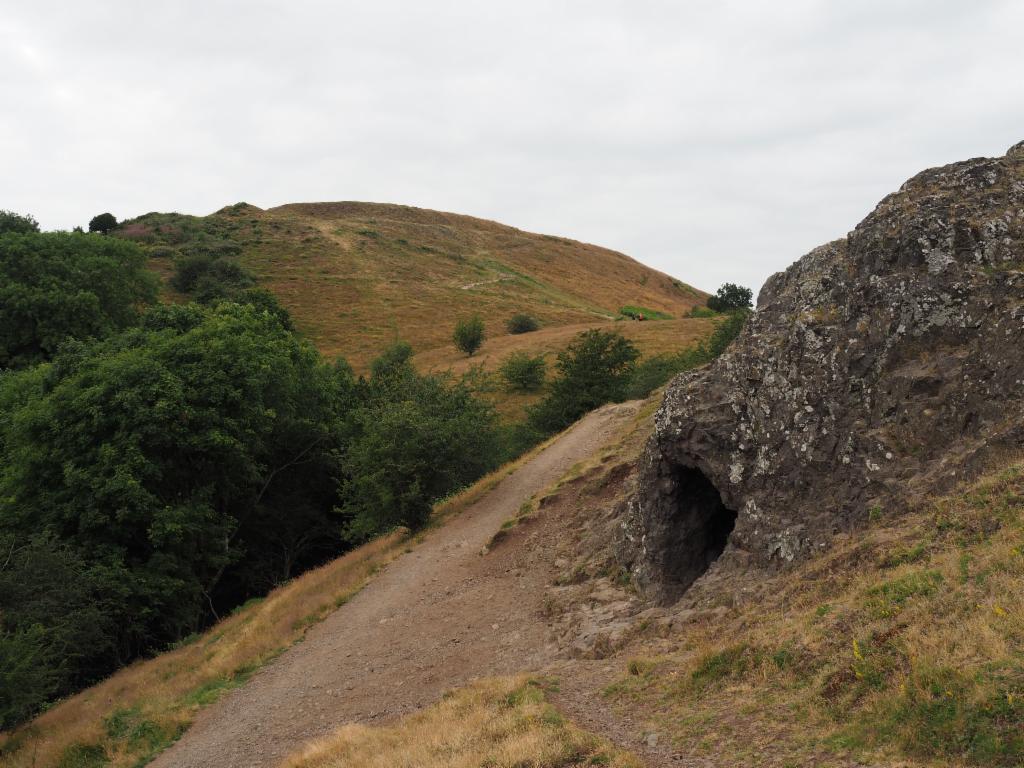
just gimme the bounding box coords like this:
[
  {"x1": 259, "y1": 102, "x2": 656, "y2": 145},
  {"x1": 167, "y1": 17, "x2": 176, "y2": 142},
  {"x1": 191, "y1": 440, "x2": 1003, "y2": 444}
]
[
  {"x1": 171, "y1": 251, "x2": 255, "y2": 301},
  {"x1": 707, "y1": 283, "x2": 753, "y2": 312},
  {"x1": 0, "y1": 209, "x2": 39, "y2": 235},
  {"x1": 453, "y1": 315, "x2": 485, "y2": 356},
  {"x1": 0, "y1": 231, "x2": 158, "y2": 368},
  {"x1": 341, "y1": 345, "x2": 503, "y2": 539},
  {"x1": 626, "y1": 350, "x2": 703, "y2": 399},
  {"x1": 506, "y1": 313, "x2": 540, "y2": 334},
  {"x1": 500, "y1": 351, "x2": 546, "y2": 392},
  {"x1": 529, "y1": 329, "x2": 639, "y2": 434},
  {"x1": 88, "y1": 212, "x2": 118, "y2": 234}
]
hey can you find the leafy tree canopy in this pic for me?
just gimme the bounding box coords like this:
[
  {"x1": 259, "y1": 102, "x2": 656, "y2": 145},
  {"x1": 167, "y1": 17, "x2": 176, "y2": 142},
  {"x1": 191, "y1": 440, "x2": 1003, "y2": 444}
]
[
  {"x1": 500, "y1": 351, "x2": 546, "y2": 392},
  {"x1": 0, "y1": 209, "x2": 39, "y2": 235},
  {"x1": 0, "y1": 231, "x2": 158, "y2": 369},
  {"x1": 529, "y1": 329, "x2": 639, "y2": 434},
  {"x1": 88, "y1": 212, "x2": 118, "y2": 234},
  {"x1": 707, "y1": 282, "x2": 753, "y2": 312},
  {"x1": 0, "y1": 302, "x2": 353, "y2": 683},
  {"x1": 341, "y1": 345, "x2": 502, "y2": 540}
]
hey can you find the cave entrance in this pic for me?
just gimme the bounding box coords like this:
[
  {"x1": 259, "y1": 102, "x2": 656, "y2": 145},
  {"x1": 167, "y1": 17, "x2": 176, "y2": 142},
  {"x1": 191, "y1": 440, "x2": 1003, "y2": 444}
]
[{"x1": 664, "y1": 465, "x2": 738, "y2": 595}]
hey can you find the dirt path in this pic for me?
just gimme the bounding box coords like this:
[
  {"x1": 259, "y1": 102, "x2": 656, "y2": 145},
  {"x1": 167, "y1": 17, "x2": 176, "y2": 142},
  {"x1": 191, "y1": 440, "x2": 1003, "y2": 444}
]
[{"x1": 152, "y1": 402, "x2": 641, "y2": 768}]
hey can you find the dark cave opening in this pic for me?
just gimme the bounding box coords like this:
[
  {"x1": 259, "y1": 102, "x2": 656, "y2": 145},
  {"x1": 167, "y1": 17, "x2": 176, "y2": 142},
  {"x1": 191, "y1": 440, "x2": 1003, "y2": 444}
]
[{"x1": 665, "y1": 465, "x2": 738, "y2": 595}]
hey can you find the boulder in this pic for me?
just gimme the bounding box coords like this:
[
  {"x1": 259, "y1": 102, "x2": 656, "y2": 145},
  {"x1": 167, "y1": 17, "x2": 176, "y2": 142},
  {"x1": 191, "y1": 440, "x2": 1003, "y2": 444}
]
[{"x1": 620, "y1": 142, "x2": 1024, "y2": 603}]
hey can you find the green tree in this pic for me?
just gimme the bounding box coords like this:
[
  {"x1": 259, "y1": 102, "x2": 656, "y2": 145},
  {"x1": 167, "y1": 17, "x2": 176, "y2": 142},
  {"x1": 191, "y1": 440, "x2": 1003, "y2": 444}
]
[
  {"x1": 0, "y1": 232, "x2": 159, "y2": 368},
  {"x1": 529, "y1": 329, "x2": 639, "y2": 434},
  {"x1": 0, "y1": 209, "x2": 39, "y2": 235},
  {"x1": 707, "y1": 283, "x2": 753, "y2": 312},
  {"x1": 0, "y1": 534, "x2": 115, "y2": 728},
  {"x1": 341, "y1": 350, "x2": 502, "y2": 539},
  {"x1": 500, "y1": 351, "x2": 546, "y2": 392},
  {"x1": 505, "y1": 313, "x2": 539, "y2": 334},
  {"x1": 453, "y1": 315, "x2": 485, "y2": 356},
  {"x1": 0, "y1": 302, "x2": 354, "y2": 682},
  {"x1": 0, "y1": 625, "x2": 60, "y2": 730},
  {"x1": 88, "y1": 212, "x2": 118, "y2": 234}
]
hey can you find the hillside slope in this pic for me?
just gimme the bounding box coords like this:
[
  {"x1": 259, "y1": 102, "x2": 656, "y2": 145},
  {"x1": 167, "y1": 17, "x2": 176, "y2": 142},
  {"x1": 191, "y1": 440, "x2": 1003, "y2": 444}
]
[{"x1": 124, "y1": 202, "x2": 707, "y2": 369}]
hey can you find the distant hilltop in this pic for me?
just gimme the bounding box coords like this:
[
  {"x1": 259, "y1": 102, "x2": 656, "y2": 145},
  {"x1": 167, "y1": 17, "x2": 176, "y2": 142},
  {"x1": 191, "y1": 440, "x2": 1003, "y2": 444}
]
[{"x1": 117, "y1": 201, "x2": 707, "y2": 369}]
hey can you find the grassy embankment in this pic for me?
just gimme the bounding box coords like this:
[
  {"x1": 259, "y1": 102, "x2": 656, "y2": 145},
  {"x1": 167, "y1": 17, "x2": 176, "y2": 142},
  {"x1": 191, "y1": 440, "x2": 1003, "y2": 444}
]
[{"x1": 601, "y1": 456, "x2": 1024, "y2": 767}]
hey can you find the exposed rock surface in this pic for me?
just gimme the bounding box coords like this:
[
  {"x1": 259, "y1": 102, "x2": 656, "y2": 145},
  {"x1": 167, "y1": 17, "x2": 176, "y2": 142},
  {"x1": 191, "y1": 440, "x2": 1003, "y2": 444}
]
[{"x1": 621, "y1": 142, "x2": 1024, "y2": 603}]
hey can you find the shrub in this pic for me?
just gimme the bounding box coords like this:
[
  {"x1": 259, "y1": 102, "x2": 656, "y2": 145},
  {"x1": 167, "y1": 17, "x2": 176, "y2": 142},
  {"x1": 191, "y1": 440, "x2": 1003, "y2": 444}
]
[
  {"x1": 529, "y1": 329, "x2": 639, "y2": 434},
  {"x1": 0, "y1": 209, "x2": 40, "y2": 235},
  {"x1": 706, "y1": 283, "x2": 753, "y2": 312},
  {"x1": 626, "y1": 349, "x2": 704, "y2": 398},
  {"x1": 0, "y1": 625, "x2": 61, "y2": 730},
  {"x1": 500, "y1": 352, "x2": 546, "y2": 392},
  {"x1": 88, "y1": 212, "x2": 118, "y2": 235},
  {"x1": 703, "y1": 309, "x2": 750, "y2": 358},
  {"x1": 341, "y1": 351, "x2": 502, "y2": 539},
  {"x1": 171, "y1": 251, "x2": 254, "y2": 301},
  {"x1": 506, "y1": 313, "x2": 540, "y2": 334},
  {"x1": 453, "y1": 315, "x2": 485, "y2": 356}
]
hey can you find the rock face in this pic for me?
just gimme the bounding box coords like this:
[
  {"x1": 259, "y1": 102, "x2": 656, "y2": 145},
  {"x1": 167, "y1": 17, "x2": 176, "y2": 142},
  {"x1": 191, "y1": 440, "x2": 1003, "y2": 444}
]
[{"x1": 620, "y1": 141, "x2": 1024, "y2": 604}]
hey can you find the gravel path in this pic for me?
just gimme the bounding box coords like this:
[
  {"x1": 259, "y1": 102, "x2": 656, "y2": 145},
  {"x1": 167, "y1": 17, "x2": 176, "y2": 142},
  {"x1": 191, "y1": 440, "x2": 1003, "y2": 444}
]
[{"x1": 151, "y1": 402, "x2": 640, "y2": 768}]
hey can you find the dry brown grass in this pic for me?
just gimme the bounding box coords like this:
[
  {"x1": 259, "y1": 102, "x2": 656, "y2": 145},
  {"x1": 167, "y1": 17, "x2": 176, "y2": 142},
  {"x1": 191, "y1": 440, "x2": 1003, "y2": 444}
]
[
  {"x1": 135, "y1": 202, "x2": 707, "y2": 372},
  {"x1": 281, "y1": 676, "x2": 640, "y2": 768}
]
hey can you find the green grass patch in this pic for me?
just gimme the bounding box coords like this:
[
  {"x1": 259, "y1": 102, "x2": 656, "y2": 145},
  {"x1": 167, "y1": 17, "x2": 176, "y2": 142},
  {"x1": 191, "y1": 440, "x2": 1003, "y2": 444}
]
[
  {"x1": 839, "y1": 663, "x2": 1024, "y2": 767},
  {"x1": 618, "y1": 305, "x2": 672, "y2": 321},
  {"x1": 863, "y1": 570, "x2": 943, "y2": 618}
]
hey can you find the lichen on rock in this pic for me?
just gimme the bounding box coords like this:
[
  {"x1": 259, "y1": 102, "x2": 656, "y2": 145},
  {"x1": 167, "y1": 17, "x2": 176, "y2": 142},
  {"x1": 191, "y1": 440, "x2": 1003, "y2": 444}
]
[{"x1": 619, "y1": 141, "x2": 1024, "y2": 604}]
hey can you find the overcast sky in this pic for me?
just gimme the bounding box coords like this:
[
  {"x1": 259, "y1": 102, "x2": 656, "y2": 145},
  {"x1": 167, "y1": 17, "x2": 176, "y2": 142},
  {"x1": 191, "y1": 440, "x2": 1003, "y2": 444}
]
[{"x1": 2, "y1": 1, "x2": 1022, "y2": 294}]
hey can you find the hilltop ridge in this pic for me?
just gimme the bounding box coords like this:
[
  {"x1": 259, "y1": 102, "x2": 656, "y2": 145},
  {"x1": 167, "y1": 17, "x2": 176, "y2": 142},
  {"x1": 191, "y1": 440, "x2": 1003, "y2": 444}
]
[{"x1": 124, "y1": 201, "x2": 707, "y2": 369}]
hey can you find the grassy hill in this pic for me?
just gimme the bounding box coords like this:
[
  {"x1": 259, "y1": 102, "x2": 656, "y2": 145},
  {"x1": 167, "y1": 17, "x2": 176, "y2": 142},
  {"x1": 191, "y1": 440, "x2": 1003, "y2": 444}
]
[{"x1": 122, "y1": 201, "x2": 709, "y2": 372}]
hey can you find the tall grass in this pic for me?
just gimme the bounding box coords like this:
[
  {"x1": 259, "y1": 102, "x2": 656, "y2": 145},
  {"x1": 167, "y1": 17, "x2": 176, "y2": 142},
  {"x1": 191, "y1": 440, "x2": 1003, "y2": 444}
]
[{"x1": 281, "y1": 677, "x2": 640, "y2": 768}]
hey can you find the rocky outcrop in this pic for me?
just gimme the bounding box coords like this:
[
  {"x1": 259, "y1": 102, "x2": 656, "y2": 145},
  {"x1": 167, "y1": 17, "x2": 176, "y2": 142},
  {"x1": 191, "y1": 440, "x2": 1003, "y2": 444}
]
[{"x1": 620, "y1": 141, "x2": 1024, "y2": 604}]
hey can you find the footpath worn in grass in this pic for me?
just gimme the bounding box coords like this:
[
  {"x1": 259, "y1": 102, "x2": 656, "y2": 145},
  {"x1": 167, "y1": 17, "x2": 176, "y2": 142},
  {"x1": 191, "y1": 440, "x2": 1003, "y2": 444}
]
[
  {"x1": 603, "y1": 458, "x2": 1024, "y2": 767},
  {"x1": 281, "y1": 676, "x2": 640, "y2": 768}
]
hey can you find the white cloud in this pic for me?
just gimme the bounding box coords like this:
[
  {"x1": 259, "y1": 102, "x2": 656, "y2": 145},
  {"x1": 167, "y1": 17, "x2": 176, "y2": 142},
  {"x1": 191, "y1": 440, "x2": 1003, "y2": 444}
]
[{"x1": 2, "y1": 0, "x2": 1021, "y2": 294}]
